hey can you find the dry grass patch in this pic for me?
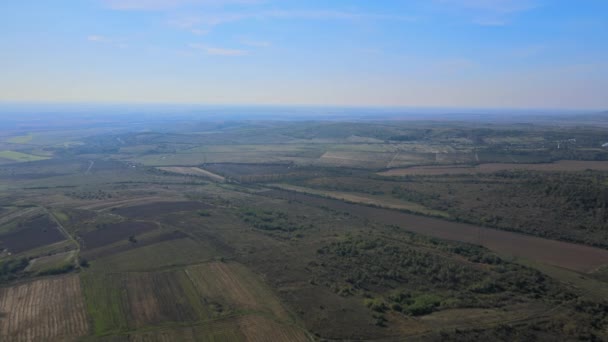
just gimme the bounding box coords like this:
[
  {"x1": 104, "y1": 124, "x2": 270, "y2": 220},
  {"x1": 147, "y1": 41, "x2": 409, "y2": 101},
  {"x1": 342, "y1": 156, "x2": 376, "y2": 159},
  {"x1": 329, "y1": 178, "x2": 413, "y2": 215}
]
[
  {"x1": 186, "y1": 262, "x2": 289, "y2": 319},
  {"x1": 237, "y1": 315, "x2": 309, "y2": 342},
  {"x1": 0, "y1": 275, "x2": 89, "y2": 341},
  {"x1": 125, "y1": 271, "x2": 209, "y2": 329},
  {"x1": 108, "y1": 314, "x2": 309, "y2": 342}
]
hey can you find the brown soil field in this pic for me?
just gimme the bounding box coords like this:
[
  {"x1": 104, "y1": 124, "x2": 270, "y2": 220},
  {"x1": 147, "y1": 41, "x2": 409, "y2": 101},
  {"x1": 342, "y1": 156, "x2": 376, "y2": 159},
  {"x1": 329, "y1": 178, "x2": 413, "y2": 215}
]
[
  {"x1": 81, "y1": 221, "x2": 157, "y2": 249},
  {"x1": 0, "y1": 275, "x2": 89, "y2": 341},
  {"x1": 379, "y1": 160, "x2": 608, "y2": 176},
  {"x1": 113, "y1": 201, "x2": 210, "y2": 219},
  {"x1": 186, "y1": 262, "x2": 288, "y2": 319},
  {"x1": 0, "y1": 215, "x2": 65, "y2": 253},
  {"x1": 157, "y1": 166, "x2": 225, "y2": 182},
  {"x1": 262, "y1": 189, "x2": 608, "y2": 273},
  {"x1": 125, "y1": 271, "x2": 201, "y2": 329}
]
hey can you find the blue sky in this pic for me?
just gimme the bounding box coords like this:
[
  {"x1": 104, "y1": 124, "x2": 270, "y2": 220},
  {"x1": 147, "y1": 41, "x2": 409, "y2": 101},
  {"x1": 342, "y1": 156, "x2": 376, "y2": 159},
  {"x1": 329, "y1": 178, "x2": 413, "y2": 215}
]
[{"x1": 0, "y1": 0, "x2": 607, "y2": 109}]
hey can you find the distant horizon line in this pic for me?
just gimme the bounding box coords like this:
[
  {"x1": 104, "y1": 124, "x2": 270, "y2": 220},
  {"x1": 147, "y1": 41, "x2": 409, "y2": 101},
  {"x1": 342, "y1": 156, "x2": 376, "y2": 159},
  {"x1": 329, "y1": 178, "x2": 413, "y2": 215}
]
[{"x1": 0, "y1": 100, "x2": 605, "y2": 114}]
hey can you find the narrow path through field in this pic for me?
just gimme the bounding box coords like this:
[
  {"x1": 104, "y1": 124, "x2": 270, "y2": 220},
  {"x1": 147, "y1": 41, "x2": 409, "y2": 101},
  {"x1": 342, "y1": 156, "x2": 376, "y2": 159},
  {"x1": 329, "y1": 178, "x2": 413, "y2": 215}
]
[
  {"x1": 41, "y1": 206, "x2": 80, "y2": 266},
  {"x1": 387, "y1": 152, "x2": 400, "y2": 168},
  {"x1": 85, "y1": 160, "x2": 94, "y2": 174}
]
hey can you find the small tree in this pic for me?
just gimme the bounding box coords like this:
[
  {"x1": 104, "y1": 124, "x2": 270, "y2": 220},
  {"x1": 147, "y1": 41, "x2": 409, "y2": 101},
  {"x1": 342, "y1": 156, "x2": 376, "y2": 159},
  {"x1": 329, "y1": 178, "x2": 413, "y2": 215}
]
[{"x1": 79, "y1": 258, "x2": 90, "y2": 268}]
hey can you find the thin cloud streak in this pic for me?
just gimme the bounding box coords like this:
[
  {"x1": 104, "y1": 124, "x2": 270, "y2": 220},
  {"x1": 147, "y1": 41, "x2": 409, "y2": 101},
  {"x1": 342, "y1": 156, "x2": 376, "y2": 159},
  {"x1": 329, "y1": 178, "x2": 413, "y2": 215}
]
[
  {"x1": 189, "y1": 43, "x2": 248, "y2": 56},
  {"x1": 168, "y1": 9, "x2": 415, "y2": 34},
  {"x1": 87, "y1": 35, "x2": 111, "y2": 42},
  {"x1": 87, "y1": 35, "x2": 129, "y2": 48},
  {"x1": 434, "y1": 0, "x2": 540, "y2": 26},
  {"x1": 436, "y1": 0, "x2": 539, "y2": 14},
  {"x1": 102, "y1": 0, "x2": 263, "y2": 11}
]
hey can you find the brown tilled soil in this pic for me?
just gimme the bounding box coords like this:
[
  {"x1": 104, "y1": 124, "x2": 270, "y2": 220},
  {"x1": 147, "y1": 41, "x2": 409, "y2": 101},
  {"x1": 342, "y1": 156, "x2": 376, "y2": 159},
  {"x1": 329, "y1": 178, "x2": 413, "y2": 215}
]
[
  {"x1": 0, "y1": 275, "x2": 89, "y2": 341},
  {"x1": 262, "y1": 189, "x2": 608, "y2": 273},
  {"x1": 125, "y1": 272, "x2": 200, "y2": 329}
]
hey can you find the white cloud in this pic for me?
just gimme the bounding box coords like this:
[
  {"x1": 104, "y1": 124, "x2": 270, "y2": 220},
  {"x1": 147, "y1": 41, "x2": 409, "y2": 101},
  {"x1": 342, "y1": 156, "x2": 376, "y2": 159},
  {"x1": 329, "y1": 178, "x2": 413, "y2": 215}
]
[
  {"x1": 87, "y1": 35, "x2": 111, "y2": 42},
  {"x1": 434, "y1": 0, "x2": 539, "y2": 26},
  {"x1": 436, "y1": 0, "x2": 539, "y2": 13},
  {"x1": 189, "y1": 43, "x2": 248, "y2": 56},
  {"x1": 169, "y1": 9, "x2": 413, "y2": 33},
  {"x1": 87, "y1": 35, "x2": 129, "y2": 48},
  {"x1": 102, "y1": 0, "x2": 262, "y2": 11},
  {"x1": 206, "y1": 47, "x2": 248, "y2": 56}
]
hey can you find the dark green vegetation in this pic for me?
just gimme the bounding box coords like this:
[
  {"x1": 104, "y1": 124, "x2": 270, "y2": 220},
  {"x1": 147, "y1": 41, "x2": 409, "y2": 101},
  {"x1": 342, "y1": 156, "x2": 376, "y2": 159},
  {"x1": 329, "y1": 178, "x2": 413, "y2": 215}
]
[
  {"x1": 0, "y1": 257, "x2": 28, "y2": 281},
  {"x1": 2, "y1": 115, "x2": 608, "y2": 341},
  {"x1": 386, "y1": 171, "x2": 608, "y2": 248},
  {"x1": 286, "y1": 169, "x2": 608, "y2": 248}
]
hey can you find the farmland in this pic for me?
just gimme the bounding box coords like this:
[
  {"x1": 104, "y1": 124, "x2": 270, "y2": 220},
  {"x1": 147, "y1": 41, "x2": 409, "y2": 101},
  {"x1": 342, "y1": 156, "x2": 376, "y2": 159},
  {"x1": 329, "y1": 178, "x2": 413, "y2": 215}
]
[
  {"x1": 0, "y1": 214, "x2": 66, "y2": 254},
  {"x1": 0, "y1": 275, "x2": 89, "y2": 341},
  {"x1": 1, "y1": 116, "x2": 608, "y2": 340},
  {"x1": 81, "y1": 261, "x2": 302, "y2": 338},
  {"x1": 80, "y1": 221, "x2": 158, "y2": 249}
]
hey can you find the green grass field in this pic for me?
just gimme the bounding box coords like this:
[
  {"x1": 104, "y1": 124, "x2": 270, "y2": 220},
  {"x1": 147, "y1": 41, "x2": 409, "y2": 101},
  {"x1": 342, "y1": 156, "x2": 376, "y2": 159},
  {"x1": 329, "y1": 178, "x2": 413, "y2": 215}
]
[
  {"x1": 0, "y1": 150, "x2": 49, "y2": 162},
  {"x1": 3, "y1": 118, "x2": 608, "y2": 341},
  {"x1": 90, "y1": 238, "x2": 221, "y2": 272},
  {"x1": 7, "y1": 134, "x2": 33, "y2": 144}
]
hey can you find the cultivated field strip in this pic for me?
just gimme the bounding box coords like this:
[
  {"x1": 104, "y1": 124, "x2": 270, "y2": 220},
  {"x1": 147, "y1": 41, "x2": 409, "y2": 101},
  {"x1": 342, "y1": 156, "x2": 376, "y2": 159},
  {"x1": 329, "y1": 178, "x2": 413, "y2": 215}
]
[
  {"x1": 83, "y1": 262, "x2": 299, "y2": 339},
  {"x1": 186, "y1": 262, "x2": 289, "y2": 319},
  {"x1": 237, "y1": 315, "x2": 309, "y2": 342},
  {"x1": 125, "y1": 271, "x2": 203, "y2": 328},
  {"x1": 103, "y1": 314, "x2": 309, "y2": 341},
  {"x1": 0, "y1": 275, "x2": 89, "y2": 341}
]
